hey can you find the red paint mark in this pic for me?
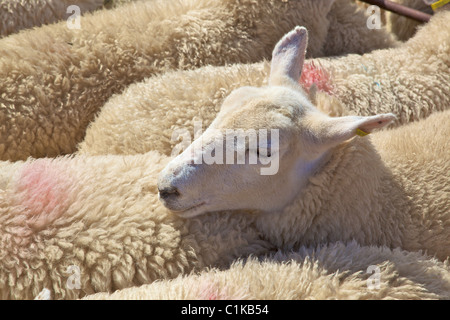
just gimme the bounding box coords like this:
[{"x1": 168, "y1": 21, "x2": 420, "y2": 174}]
[
  {"x1": 16, "y1": 158, "x2": 74, "y2": 230},
  {"x1": 196, "y1": 279, "x2": 249, "y2": 300},
  {"x1": 300, "y1": 61, "x2": 334, "y2": 94},
  {"x1": 196, "y1": 280, "x2": 230, "y2": 300},
  {"x1": 207, "y1": 292, "x2": 218, "y2": 300},
  {"x1": 197, "y1": 280, "x2": 219, "y2": 300}
]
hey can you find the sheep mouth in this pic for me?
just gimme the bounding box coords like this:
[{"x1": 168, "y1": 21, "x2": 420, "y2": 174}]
[{"x1": 170, "y1": 202, "x2": 207, "y2": 218}]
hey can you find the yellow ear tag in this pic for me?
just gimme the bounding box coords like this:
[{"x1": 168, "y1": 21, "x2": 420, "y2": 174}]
[
  {"x1": 431, "y1": 0, "x2": 450, "y2": 11},
  {"x1": 356, "y1": 128, "x2": 370, "y2": 137}
]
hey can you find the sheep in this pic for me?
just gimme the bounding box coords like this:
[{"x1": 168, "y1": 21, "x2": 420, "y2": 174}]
[
  {"x1": 0, "y1": 0, "x2": 399, "y2": 162},
  {"x1": 385, "y1": 0, "x2": 435, "y2": 41},
  {"x1": 107, "y1": 0, "x2": 429, "y2": 44},
  {"x1": 5, "y1": 103, "x2": 449, "y2": 300},
  {"x1": 355, "y1": 0, "x2": 432, "y2": 29},
  {"x1": 83, "y1": 242, "x2": 450, "y2": 300},
  {"x1": 357, "y1": 0, "x2": 445, "y2": 42},
  {"x1": 157, "y1": 27, "x2": 450, "y2": 261},
  {"x1": 308, "y1": 8, "x2": 450, "y2": 124},
  {"x1": 0, "y1": 150, "x2": 273, "y2": 300},
  {"x1": 77, "y1": 9, "x2": 449, "y2": 158},
  {"x1": 324, "y1": 0, "x2": 397, "y2": 57},
  {"x1": 1, "y1": 112, "x2": 448, "y2": 299},
  {"x1": 0, "y1": 0, "x2": 105, "y2": 38}
]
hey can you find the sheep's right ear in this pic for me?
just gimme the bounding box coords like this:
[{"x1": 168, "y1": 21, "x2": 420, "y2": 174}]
[
  {"x1": 269, "y1": 27, "x2": 308, "y2": 88},
  {"x1": 312, "y1": 113, "x2": 397, "y2": 150}
]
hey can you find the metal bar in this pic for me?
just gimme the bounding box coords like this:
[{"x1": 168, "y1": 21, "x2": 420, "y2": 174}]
[{"x1": 359, "y1": 0, "x2": 432, "y2": 22}]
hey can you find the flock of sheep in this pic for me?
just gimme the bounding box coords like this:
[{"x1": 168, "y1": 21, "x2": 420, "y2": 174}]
[{"x1": 0, "y1": 0, "x2": 449, "y2": 300}]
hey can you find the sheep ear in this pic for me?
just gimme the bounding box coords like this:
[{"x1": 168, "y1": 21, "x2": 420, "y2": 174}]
[
  {"x1": 317, "y1": 113, "x2": 397, "y2": 148},
  {"x1": 269, "y1": 26, "x2": 308, "y2": 87}
]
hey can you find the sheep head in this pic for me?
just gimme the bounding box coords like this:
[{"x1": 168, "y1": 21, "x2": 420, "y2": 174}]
[{"x1": 158, "y1": 27, "x2": 395, "y2": 218}]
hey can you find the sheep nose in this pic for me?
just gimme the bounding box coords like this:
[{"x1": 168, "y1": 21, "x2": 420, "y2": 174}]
[{"x1": 158, "y1": 186, "x2": 180, "y2": 200}]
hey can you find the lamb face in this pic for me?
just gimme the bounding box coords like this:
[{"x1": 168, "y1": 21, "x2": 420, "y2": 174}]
[
  {"x1": 158, "y1": 85, "x2": 322, "y2": 217},
  {"x1": 158, "y1": 27, "x2": 395, "y2": 218}
]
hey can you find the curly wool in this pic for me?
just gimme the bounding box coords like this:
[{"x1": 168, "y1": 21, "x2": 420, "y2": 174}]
[
  {"x1": 83, "y1": 242, "x2": 450, "y2": 300},
  {"x1": 0, "y1": 0, "x2": 104, "y2": 38},
  {"x1": 385, "y1": 0, "x2": 434, "y2": 41},
  {"x1": 2, "y1": 110, "x2": 449, "y2": 299},
  {"x1": 0, "y1": 0, "x2": 399, "y2": 162},
  {"x1": 0, "y1": 151, "x2": 271, "y2": 300},
  {"x1": 255, "y1": 110, "x2": 450, "y2": 261},
  {"x1": 78, "y1": 10, "x2": 450, "y2": 157},
  {"x1": 311, "y1": 10, "x2": 450, "y2": 124}
]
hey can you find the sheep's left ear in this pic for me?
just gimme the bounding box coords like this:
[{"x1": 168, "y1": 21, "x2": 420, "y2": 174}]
[
  {"x1": 315, "y1": 113, "x2": 397, "y2": 149},
  {"x1": 269, "y1": 26, "x2": 308, "y2": 88}
]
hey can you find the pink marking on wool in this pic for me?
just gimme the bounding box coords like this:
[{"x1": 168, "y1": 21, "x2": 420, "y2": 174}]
[
  {"x1": 299, "y1": 61, "x2": 334, "y2": 94},
  {"x1": 15, "y1": 158, "x2": 75, "y2": 230},
  {"x1": 196, "y1": 279, "x2": 249, "y2": 300},
  {"x1": 197, "y1": 280, "x2": 221, "y2": 300}
]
